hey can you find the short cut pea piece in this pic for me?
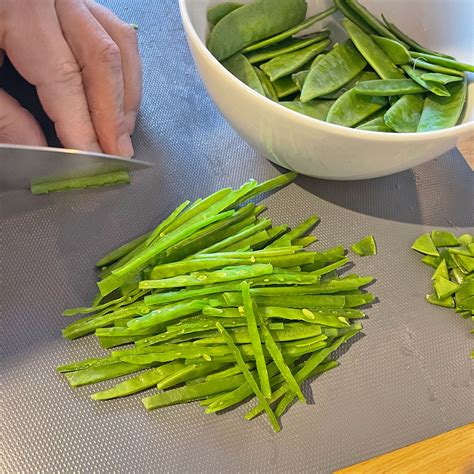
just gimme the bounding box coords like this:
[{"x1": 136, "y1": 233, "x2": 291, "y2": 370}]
[
  {"x1": 351, "y1": 235, "x2": 377, "y2": 257},
  {"x1": 412, "y1": 233, "x2": 439, "y2": 257},
  {"x1": 431, "y1": 230, "x2": 460, "y2": 247}
]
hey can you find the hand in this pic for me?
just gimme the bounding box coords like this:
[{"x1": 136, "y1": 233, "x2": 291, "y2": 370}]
[{"x1": 0, "y1": 0, "x2": 142, "y2": 157}]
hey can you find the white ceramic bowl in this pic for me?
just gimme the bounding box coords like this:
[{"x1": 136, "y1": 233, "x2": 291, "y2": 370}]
[{"x1": 180, "y1": 0, "x2": 474, "y2": 180}]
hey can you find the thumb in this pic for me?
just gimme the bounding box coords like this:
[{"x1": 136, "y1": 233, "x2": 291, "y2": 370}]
[{"x1": 0, "y1": 89, "x2": 47, "y2": 146}]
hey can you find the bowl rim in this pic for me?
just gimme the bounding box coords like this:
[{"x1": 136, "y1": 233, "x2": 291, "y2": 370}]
[{"x1": 179, "y1": 0, "x2": 474, "y2": 142}]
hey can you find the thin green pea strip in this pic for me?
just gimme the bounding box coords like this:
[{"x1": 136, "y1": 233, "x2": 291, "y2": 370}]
[
  {"x1": 91, "y1": 361, "x2": 185, "y2": 400},
  {"x1": 383, "y1": 95, "x2": 425, "y2": 133},
  {"x1": 417, "y1": 78, "x2": 468, "y2": 132},
  {"x1": 409, "y1": 58, "x2": 464, "y2": 78},
  {"x1": 96, "y1": 232, "x2": 151, "y2": 268},
  {"x1": 261, "y1": 40, "x2": 330, "y2": 82},
  {"x1": 354, "y1": 79, "x2": 425, "y2": 96},
  {"x1": 241, "y1": 282, "x2": 271, "y2": 399},
  {"x1": 216, "y1": 322, "x2": 280, "y2": 431},
  {"x1": 343, "y1": 19, "x2": 404, "y2": 80},
  {"x1": 301, "y1": 41, "x2": 367, "y2": 101},
  {"x1": 255, "y1": 304, "x2": 305, "y2": 402},
  {"x1": 246, "y1": 32, "x2": 329, "y2": 64},
  {"x1": 410, "y1": 52, "x2": 474, "y2": 73},
  {"x1": 401, "y1": 65, "x2": 450, "y2": 97},
  {"x1": 31, "y1": 171, "x2": 130, "y2": 195},
  {"x1": 241, "y1": 5, "x2": 337, "y2": 53}
]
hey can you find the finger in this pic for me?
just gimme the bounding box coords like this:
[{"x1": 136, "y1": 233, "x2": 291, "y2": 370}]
[
  {"x1": 87, "y1": 0, "x2": 142, "y2": 134},
  {"x1": 0, "y1": 89, "x2": 47, "y2": 146},
  {"x1": 3, "y1": 0, "x2": 101, "y2": 152},
  {"x1": 56, "y1": 0, "x2": 133, "y2": 157}
]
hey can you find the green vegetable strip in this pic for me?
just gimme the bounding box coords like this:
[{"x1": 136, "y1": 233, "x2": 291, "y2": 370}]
[
  {"x1": 195, "y1": 218, "x2": 271, "y2": 255},
  {"x1": 144, "y1": 201, "x2": 191, "y2": 248},
  {"x1": 65, "y1": 361, "x2": 154, "y2": 388},
  {"x1": 110, "y1": 180, "x2": 258, "y2": 279},
  {"x1": 267, "y1": 215, "x2": 319, "y2": 248},
  {"x1": 96, "y1": 232, "x2": 151, "y2": 268},
  {"x1": 99, "y1": 211, "x2": 236, "y2": 296},
  {"x1": 216, "y1": 323, "x2": 280, "y2": 432},
  {"x1": 206, "y1": 363, "x2": 254, "y2": 381},
  {"x1": 139, "y1": 264, "x2": 273, "y2": 290},
  {"x1": 127, "y1": 299, "x2": 206, "y2": 330},
  {"x1": 240, "y1": 8, "x2": 337, "y2": 54},
  {"x1": 204, "y1": 362, "x2": 282, "y2": 413},
  {"x1": 255, "y1": 305, "x2": 305, "y2": 402},
  {"x1": 143, "y1": 372, "x2": 249, "y2": 410},
  {"x1": 241, "y1": 282, "x2": 271, "y2": 399},
  {"x1": 30, "y1": 171, "x2": 130, "y2": 195},
  {"x1": 246, "y1": 329, "x2": 360, "y2": 420},
  {"x1": 204, "y1": 306, "x2": 361, "y2": 324},
  {"x1": 223, "y1": 230, "x2": 271, "y2": 251},
  {"x1": 157, "y1": 362, "x2": 225, "y2": 390},
  {"x1": 91, "y1": 361, "x2": 185, "y2": 400}
]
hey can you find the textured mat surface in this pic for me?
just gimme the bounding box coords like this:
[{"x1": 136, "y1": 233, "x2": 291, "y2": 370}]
[{"x1": 1, "y1": 1, "x2": 473, "y2": 472}]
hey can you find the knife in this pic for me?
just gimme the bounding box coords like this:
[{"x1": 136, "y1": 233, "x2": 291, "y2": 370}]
[{"x1": 0, "y1": 144, "x2": 153, "y2": 191}]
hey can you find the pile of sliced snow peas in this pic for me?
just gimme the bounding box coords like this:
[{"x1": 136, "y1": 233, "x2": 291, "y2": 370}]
[
  {"x1": 207, "y1": 0, "x2": 473, "y2": 132},
  {"x1": 58, "y1": 172, "x2": 377, "y2": 432},
  {"x1": 412, "y1": 231, "x2": 474, "y2": 358}
]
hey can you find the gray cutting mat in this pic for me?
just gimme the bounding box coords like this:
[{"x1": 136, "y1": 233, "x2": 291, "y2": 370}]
[{"x1": 1, "y1": 1, "x2": 473, "y2": 472}]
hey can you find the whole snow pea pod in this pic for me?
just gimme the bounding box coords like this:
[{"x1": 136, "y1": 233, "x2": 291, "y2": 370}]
[
  {"x1": 382, "y1": 14, "x2": 455, "y2": 60},
  {"x1": 208, "y1": 0, "x2": 307, "y2": 61},
  {"x1": 356, "y1": 116, "x2": 392, "y2": 132},
  {"x1": 372, "y1": 35, "x2": 410, "y2": 65},
  {"x1": 401, "y1": 65, "x2": 450, "y2": 97},
  {"x1": 333, "y1": 0, "x2": 376, "y2": 35},
  {"x1": 383, "y1": 94, "x2": 425, "y2": 133},
  {"x1": 222, "y1": 54, "x2": 265, "y2": 95},
  {"x1": 410, "y1": 52, "x2": 474, "y2": 73},
  {"x1": 241, "y1": 5, "x2": 337, "y2": 53},
  {"x1": 343, "y1": 19, "x2": 404, "y2": 80},
  {"x1": 207, "y1": 2, "x2": 243, "y2": 26},
  {"x1": 301, "y1": 41, "x2": 367, "y2": 101},
  {"x1": 420, "y1": 73, "x2": 464, "y2": 85},
  {"x1": 327, "y1": 89, "x2": 388, "y2": 127},
  {"x1": 409, "y1": 58, "x2": 464, "y2": 78},
  {"x1": 345, "y1": 0, "x2": 403, "y2": 43},
  {"x1": 280, "y1": 100, "x2": 335, "y2": 121},
  {"x1": 417, "y1": 77, "x2": 467, "y2": 132},
  {"x1": 354, "y1": 79, "x2": 425, "y2": 96},
  {"x1": 246, "y1": 32, "x2": 330, "y2": 64},
  {"x1": 261, "y1": 39, "x2": 331, "y2": 82}
]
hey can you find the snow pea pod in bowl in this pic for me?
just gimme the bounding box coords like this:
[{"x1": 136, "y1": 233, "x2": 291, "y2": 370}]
[{"x1": 179, "y1": 0, "x2": 473, "y2": 180}]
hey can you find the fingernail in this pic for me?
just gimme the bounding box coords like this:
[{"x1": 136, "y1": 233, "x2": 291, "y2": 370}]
[
  {"x1": 117, "y1": 133, "x2": 134, "y2": 158},
  {"x1": 124, "y1": 111, "x2": 137, "y2": 135}
]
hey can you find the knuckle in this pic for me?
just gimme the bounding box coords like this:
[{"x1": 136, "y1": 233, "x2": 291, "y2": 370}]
[
  {"x1": 95, "y1": 37, "x2": 122, "y2": 69},
  {"x1": 51, "y1": 60, "x2": 83, "y2": 87}
]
